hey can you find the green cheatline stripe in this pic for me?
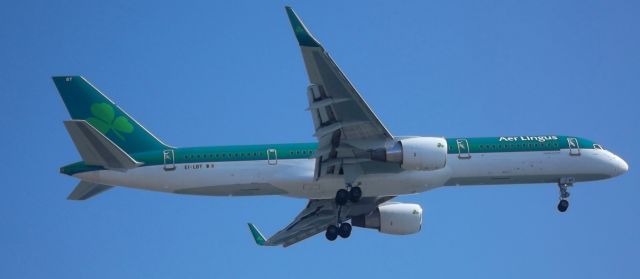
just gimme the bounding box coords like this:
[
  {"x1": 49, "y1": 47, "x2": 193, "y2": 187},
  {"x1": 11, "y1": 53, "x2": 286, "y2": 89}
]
[
  {"x1": 446, "y1": 135, "x2": 596, "y2": 154},
  {"x1": 60, "y1": 136, "x2": 597, "y2": 175}
]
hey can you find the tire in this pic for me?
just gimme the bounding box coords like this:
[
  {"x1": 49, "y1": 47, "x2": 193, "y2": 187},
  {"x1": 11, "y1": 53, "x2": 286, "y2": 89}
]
[
  {"x1": 557, "y1": 199, "x2": 569, "y2": 212},
  {"x1": 335, "y1": 189, "x2": 349, "y2": 205},
  {"x1": 349, "y1": 187, "x2": 362, "y2": 203},
  {"x1": 326, "y1": 225, "x2": 338, "y2": 241},
  {"x1": 338, "y1": 223, "x2": 352, "y2": 239}
]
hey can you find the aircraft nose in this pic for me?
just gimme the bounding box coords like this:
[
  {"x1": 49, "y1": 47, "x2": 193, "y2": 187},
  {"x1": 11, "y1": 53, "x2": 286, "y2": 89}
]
[
  {"x1": 612, "y1": 155, "x2": 629, "y2": 176},
  {"x1": 618, "y1": 156, "x2": 629, "y2": 174}
]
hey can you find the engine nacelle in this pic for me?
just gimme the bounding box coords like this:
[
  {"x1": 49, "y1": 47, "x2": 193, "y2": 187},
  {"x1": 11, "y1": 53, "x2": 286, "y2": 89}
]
[
  {"x1": 352, "y1": 203, "x2": 423, "y2": 235},
  {"x1": 371, "y1": 137, "x2": 447, "y2": 171}
]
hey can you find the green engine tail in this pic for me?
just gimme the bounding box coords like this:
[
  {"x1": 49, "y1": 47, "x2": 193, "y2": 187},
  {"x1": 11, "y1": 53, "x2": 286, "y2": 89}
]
[{"x1": 53, "y1": 76, "x2": 168, "y2": 154}]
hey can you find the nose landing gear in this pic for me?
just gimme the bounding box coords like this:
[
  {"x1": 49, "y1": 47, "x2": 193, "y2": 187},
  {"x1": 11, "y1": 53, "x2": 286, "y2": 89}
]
[
  {"x1": 557, "y1": 199, "x2": 569, "y2": 212},
  {"x1": 557, "y1": 177, "x2": 574, "y2": 212}
]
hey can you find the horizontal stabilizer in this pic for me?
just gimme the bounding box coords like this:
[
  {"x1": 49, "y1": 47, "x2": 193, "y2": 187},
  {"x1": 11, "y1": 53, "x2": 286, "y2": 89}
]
[
  {"x1": 68, "y1": 181, "x2": 113, "y2": 200},
  {"x1": 64, "y1": 120, "x2": 142, "y2": 170}
]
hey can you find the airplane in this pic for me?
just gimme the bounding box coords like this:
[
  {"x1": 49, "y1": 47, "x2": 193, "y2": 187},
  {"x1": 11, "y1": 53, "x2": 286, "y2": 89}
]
[{"x1": 54, "y1": 7, "x2": 628, "y2": 247}]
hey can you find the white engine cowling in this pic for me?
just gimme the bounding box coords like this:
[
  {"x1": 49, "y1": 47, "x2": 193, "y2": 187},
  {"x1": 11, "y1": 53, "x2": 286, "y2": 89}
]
[
  {"x1": 351, "y1": 203, "x2": 423, "y2": 235},
  {"x1": 371, "y1": 137, "x2": 447, "y2": 171}
]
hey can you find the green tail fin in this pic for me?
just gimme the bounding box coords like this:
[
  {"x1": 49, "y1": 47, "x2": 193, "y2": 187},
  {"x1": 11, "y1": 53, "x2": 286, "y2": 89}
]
[
  {"x1": 247, "y1": 223, "x2": 267, "y2": 246},
  {"x1": 53, "y1": 76, "x2": 168, "y2": 154}
]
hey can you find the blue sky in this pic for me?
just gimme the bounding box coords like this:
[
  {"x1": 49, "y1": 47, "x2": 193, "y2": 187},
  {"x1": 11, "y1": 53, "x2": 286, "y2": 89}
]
[{"x1": 1, "y1": 0, "x2": 638, "y2": 278}]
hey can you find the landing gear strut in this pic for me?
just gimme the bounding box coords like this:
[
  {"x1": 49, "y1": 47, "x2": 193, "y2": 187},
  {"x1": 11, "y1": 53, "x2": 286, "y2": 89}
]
[{"x1": 557, "y1": 177, "x2": 574, "y2": 212}]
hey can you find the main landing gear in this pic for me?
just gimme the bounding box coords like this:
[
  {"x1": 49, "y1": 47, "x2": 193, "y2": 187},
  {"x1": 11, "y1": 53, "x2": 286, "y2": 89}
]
[
  {"x1": 557, "y1": 177, "x2": 574, "y2": 213},
  {"x1": 326, "y1": 185, "x2": 361, "y2": 241},
  {"x1": 325, "y1": 223, "x2": 352, "y2": 241},
  {"x1": 334, "y1": 185, "x2": 362, "y2": 205}
]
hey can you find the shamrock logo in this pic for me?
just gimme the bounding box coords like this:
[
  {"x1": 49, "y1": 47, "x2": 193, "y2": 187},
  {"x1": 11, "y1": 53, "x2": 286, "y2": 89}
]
[{"x1": 86, "y1": 103, "x2": 134, "y2": 140}]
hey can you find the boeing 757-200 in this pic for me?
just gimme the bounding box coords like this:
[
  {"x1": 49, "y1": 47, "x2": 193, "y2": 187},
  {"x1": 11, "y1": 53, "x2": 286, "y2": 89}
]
[{"x1": 54, "y1": 7, "x2": 628, "y2": 247}]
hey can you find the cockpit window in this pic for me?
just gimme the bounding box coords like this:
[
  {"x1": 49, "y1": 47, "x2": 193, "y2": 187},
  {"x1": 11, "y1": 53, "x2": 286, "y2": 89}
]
[{"x1": 593, "y1": 144, "x2": 605, "y2": 150}]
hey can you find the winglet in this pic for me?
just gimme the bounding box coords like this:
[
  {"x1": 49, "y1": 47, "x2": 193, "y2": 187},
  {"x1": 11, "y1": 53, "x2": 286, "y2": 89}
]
[
  {"x1": 285, "y1": 6, "x2": 321, "y2": 47},
  {"x1": 247, "y1": 223, "x2": 267, "y2": 246}
]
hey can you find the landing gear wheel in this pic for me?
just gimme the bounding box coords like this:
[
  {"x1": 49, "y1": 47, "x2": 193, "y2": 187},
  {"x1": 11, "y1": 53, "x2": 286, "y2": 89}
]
[
  {"x1": 335, "y1": 189, "x2": 349, "y2": 206},
  {"x1": 556, "y1": 179, "x2": 573, "y2": 213},
  {"x1": 338, "y1": 223, "x2": 352, "y2": 239},
  {"x1": 557, "y1": 199, "x2": 569, "y2": 212},
  {"x1": 349, "y1": 187, "x2": 362, "y2": 203},
  {"x1": 325, "y1": 225, "x2": 338, "y2": 241}
]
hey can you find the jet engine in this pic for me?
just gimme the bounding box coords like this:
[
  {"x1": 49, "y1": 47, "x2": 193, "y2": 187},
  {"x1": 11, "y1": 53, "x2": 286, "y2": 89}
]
[
  {"x1": 351, "y1": 203, "x2": 423, "y2": 235},
  {"x1": 371, "y1": 137, "x2": 447, "y2": 171}
]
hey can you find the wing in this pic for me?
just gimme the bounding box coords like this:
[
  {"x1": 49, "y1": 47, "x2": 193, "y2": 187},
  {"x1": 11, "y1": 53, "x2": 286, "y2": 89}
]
[
  {"x1": 285, "y1": 7, "x2": 397, "y2": 180},
  {"x1": 249, "y1": 196, "x2": 393, "y2": 247}
]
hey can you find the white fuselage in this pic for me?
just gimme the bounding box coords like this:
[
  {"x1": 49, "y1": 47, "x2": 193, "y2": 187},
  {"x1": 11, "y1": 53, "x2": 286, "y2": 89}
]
[{"x1": 75, "y1": 147, "x2": 627, "y2": 199}]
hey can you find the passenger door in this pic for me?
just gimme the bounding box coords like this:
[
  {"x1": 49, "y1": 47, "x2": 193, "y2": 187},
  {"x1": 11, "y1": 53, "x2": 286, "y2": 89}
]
[
  {"x1": 567, "y1": 138, "x2": 581, "y2": 156},
  {"x1": 457, "y1": 138, "x2": 471, "y2": 159},
  {"x1": 163, "y1": 149, "x2": 176, "y2": 171},
  {"x1": 267, "y1": 148, "x2": 278, "y2": 165}
]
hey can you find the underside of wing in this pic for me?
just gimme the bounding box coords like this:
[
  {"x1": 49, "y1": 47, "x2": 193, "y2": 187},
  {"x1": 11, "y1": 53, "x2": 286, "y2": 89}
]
[{"x1": 249, "y1": 196, "x2": 393, "y2": 247}]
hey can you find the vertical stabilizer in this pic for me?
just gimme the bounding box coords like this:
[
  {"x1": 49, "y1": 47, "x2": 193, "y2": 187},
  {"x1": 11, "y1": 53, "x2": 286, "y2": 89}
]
[{"x1": 53, "y1": 76, "x2": 168, "y2": 154}]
